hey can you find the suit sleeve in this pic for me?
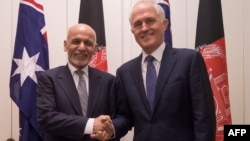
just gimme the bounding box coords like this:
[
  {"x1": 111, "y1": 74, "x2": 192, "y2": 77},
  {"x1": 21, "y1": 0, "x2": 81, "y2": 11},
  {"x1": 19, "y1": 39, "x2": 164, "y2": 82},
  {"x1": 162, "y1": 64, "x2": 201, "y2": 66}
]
[
  {"x1": 189, "y1": 52, "x2": 216, "y2": 141},
  {"x1": 112, "y1": 70, "x2": 134, "y2": 139}
]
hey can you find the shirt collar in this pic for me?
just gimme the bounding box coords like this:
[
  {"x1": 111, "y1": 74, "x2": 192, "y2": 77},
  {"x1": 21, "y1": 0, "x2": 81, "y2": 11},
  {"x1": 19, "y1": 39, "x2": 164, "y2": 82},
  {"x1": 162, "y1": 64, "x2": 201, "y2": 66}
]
[
  {"x1": 68, "y1": 63, "x2": 89, "y2": 76},
  {"x1": 142, "y1": 42, "x2": 165, "y2": 63}
]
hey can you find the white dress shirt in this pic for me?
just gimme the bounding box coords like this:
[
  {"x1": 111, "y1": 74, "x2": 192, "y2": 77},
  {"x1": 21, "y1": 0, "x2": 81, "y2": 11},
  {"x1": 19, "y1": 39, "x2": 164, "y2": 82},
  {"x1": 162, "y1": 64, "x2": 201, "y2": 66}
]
[
  {"x1": 141, "y1": 42, "x2": 165, "y2": 96},
  {"x1": 68, "y1": 63, "x2": 94, "y2": 134}
]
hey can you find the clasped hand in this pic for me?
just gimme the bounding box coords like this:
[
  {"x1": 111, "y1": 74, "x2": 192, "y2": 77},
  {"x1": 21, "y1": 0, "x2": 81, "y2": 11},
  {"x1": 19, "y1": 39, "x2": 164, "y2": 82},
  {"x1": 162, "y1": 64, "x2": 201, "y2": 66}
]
[{"x1": 90, "y1": 115, "x2": 114, "y2": 141}]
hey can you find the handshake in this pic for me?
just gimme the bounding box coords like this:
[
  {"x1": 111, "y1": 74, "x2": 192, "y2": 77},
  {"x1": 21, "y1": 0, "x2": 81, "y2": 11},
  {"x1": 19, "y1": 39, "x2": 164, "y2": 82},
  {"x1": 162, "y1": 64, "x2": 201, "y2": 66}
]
[{"x1": 90, "y1": 115, "x2": 115, "y2": 141}]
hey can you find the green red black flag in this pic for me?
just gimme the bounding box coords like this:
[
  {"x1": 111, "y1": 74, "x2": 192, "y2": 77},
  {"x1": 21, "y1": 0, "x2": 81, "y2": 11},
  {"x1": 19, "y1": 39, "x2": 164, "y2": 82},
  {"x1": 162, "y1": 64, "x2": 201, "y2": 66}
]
[
  {"x1": 195, "y1": 0, "x2": 232, "y2": 140},
  {"x1": 79, "y1": 0, "x2": 107, "y2": 71}
]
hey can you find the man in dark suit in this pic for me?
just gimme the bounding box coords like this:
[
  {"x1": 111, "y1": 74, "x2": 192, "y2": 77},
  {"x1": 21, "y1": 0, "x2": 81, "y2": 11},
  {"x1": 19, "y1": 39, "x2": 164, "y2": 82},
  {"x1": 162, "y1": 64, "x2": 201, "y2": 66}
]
[
  {"x1": 36, "y1": 23, "x2": 116, "y2": 141},
  {"x1": 111, "y1": 1, "x2": 216, "y2": 141}
]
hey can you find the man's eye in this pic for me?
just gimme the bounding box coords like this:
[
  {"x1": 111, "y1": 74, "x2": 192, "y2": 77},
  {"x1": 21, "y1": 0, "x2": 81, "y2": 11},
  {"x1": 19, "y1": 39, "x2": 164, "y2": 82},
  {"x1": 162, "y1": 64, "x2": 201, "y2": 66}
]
[
  {"x1": 146, "y1": 19, "x2": 155, "y2": 24},
  {"x1": 72, "y1": 40, "x2": 80, "y2": 44},
  {"x1": 133, "y1": 22, "x2": 141, "y2": 28},
  {"x1": 84, "y1": 41, "x2": 94, "y2": 46}
]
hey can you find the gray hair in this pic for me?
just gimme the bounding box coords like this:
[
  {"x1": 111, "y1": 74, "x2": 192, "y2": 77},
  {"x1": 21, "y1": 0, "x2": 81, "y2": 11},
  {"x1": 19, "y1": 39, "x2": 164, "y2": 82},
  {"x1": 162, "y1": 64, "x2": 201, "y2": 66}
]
[{"x1": 129, "y1": 0, "x2": 166, "y2": 24}]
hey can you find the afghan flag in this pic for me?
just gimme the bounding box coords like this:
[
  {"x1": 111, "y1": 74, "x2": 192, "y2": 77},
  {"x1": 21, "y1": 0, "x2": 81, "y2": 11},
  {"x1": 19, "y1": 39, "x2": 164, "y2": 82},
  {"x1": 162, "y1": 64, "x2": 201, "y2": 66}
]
[
  {"x1": 195, "y1": 0, "x2": 232, "y2": 140},
  {"x1": 79, "y1": 0, "x2": 107, "y2": 71},
  {"x1": 155, "y1": 0, "x2": 172, "y2": 46},
  {"x1": 10, "y1": 0, "x2": 49, "y2": 140}
]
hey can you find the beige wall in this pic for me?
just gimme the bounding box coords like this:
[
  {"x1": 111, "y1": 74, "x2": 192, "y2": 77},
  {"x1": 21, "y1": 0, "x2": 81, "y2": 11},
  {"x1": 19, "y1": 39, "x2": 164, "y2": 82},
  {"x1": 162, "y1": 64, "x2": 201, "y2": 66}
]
[{"x1": 0, "y1": 0, "x2": 249, "y2": 140}]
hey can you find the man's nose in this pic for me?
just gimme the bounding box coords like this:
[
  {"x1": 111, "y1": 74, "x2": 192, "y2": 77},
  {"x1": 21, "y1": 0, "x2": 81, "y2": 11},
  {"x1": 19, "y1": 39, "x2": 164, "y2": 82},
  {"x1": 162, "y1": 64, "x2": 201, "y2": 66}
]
[
  {"x1": 78, "y1": 41, "x2": 86, "y2": 50},
  {"x1": 141, "y1": 22, "x2": 149, "y2": 31}
]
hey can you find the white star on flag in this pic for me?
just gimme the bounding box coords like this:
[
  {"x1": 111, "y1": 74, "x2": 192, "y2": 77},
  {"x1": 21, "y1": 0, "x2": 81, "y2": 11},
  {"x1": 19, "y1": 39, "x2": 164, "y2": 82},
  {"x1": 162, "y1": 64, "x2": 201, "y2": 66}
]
[{"x1": 12, "y1": 47, "x2": 44, "y2": 86}]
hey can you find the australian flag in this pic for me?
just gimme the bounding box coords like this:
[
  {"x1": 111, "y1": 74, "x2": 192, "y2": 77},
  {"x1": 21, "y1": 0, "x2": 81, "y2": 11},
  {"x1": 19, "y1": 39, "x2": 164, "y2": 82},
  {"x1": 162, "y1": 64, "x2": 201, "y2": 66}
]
[
  {"x1": 155, "y1": 0, "x2": 172, "y2": 46},
  {"x1": 9, "y1": 0, "x2": 49, "y2": 140}
]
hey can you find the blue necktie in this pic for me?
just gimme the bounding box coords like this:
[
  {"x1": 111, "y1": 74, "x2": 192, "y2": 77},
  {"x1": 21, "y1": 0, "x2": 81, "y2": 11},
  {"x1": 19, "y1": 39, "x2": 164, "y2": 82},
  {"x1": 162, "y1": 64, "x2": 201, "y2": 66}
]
[
  {"x1": 145, "y1": 55, "x2": 157, "y2": 111},
  {"x1": 76, "y1": 70, "x2": 88, "y2": 116}
]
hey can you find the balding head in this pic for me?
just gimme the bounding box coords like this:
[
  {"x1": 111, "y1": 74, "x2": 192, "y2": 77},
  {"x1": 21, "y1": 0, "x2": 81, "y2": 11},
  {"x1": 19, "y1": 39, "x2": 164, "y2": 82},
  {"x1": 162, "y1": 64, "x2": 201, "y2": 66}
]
[{"x1": 67, "y1": 23, "x2": 97, "y2": 43}]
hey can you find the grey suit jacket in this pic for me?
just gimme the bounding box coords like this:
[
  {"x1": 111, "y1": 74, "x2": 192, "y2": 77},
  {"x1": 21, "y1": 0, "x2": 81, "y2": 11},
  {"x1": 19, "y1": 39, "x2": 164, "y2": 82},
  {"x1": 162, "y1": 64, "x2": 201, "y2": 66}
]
[
  {"x1": 113, "y1": 46, "x2": 216, "y2": 141},
  {"x1": 37, "y1": 65, "x2": 117, "y2": 141}
]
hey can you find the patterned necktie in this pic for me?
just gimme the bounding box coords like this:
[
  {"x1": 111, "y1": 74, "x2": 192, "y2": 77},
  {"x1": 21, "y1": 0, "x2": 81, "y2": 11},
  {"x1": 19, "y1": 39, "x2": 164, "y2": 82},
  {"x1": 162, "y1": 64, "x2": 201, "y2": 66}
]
[
  {"x1": 145, "y1": 55, "x2": 157, "y2": 111},
  {"x1": 76, "y1": 70, "x2": 88, "y2": 116}
]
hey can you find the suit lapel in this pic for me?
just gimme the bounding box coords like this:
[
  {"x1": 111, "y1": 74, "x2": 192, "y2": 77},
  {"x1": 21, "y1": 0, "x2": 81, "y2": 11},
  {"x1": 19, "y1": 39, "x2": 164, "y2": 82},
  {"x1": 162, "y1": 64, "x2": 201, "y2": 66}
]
[
  {"x1": 153, "y1": 47, "x2": 177, "y2": 112},
  {"x1": 87, "y1": 68, "x2": 101, "y2": 116},
  {"x1": 57, "y1": 66, "x2": 82, "y2": 115},
  {"x1": 131, "y1": 55, "x2": 152, "y2": 115}
]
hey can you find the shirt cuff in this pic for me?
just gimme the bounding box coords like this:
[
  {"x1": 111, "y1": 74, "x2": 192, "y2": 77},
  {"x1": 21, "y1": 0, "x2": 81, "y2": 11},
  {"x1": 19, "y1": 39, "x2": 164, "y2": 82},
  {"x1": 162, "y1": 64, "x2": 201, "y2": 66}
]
[{"x1": 84, "y1": 118, "x2": 94, "y2": 134}]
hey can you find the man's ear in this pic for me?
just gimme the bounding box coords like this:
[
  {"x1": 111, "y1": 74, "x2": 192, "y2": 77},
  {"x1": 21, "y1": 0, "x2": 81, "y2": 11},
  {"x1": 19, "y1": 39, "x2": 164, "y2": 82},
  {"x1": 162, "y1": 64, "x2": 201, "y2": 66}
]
[
  {"x1": 163, "y1": 19, "x2": 169, "y2": 31},
  {"x1": 131, "y1": 27, "x2": 134, "y2": 34},
  {"x1": 63, "y1": 40, "x2": 67, "y2": 52},
  {"x1": 94, "y1": 43, "x2": 99, "y2": 53}
]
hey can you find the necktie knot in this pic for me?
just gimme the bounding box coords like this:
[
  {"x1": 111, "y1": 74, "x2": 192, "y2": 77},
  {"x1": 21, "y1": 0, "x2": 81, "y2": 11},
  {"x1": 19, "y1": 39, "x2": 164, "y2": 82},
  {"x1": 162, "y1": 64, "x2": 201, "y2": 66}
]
[
  {"x1": 76, "y1": 70, "x2": 84, "y2": 81},
  {"x1": 145, "y1": 55, "x2": 155, "y2": 63},
  {"x1": 76, "y1": 70, "x2": 84, "y2": 76}
]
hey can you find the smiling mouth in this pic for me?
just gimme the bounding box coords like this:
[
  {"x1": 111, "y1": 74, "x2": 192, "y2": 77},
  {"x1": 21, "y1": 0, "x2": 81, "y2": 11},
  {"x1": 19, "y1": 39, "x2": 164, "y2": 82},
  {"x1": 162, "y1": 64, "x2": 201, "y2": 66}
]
[
  {"x1": 142, "y1": 32, "x2": 153, "y2": 39},
  {"x1": 76, "y1": 53, "x2": 88, "y2": 58},
  {"x1": 141, "y1": 34, "x2": 152, "y2": 41}
]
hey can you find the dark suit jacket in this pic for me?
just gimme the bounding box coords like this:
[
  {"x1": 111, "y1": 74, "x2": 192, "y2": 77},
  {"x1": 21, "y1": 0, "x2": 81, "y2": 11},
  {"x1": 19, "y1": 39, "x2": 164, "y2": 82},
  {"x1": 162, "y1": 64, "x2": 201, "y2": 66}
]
[
  {"x1": 113, "y1": 46, "x2": 216, "y2": 141},
  {"x1": 37, "y1": 65, "x2": 117, "y2": 141}
]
